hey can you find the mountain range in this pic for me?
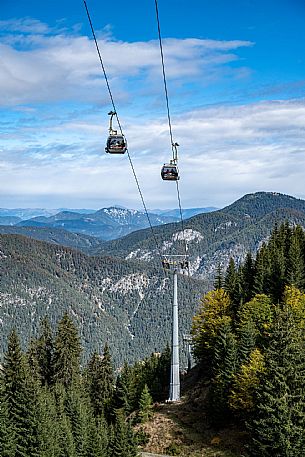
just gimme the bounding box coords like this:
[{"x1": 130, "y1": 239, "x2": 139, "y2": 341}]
[
  {"x1": 0, "y1": 233, "x2": 205, "y2": 365},
  {"x1": 1, "y1": 191, "x2": 305, "y2": 364},
  {"x1": 97, "y1": 192, "x2": 305, "y2": 282},
  {"x1": 16, "y1": 207, "x2": 179, "y2": 240},
  {"x1": 0, "y1": 206, "x2": 217, "y2": 242}
]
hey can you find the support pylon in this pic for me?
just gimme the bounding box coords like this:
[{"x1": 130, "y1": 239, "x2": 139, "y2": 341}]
[
  {"x1": 169, "y1": 269, "x2": 180, "y2": 401},
  {"x1": 162, "y1": 254, "x2": 189, "y2": 402}
]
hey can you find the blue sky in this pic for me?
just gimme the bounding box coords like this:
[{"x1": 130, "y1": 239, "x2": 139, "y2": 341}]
[{"x1": 1, "y1": 0, "x2": 305, "y2": 210}]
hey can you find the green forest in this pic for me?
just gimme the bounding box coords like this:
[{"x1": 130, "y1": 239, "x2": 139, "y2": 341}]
[
  {"x1": 192, "y1": 222, "x2": 305, "y2": 456},
  {"x1": 1, "y1": 222, "x2": 305, "y2": 456},
  {"x1": 0, "y1": 312, "x2": 170, "y2": 456}
]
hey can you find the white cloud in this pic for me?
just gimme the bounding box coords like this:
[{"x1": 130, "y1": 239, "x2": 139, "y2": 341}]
[
  {"x1": 0, "y1": 18, "x2": 50, "y2": 34},
  {"x1": 0, "y1": 18, "x2": 253, "y2": 106},
  {"x1": 2, "y1": 18, "x2": 304, "y2": 210},
  {"x1": 1, "y1": 99, "x2": 305, "y2": 208}
]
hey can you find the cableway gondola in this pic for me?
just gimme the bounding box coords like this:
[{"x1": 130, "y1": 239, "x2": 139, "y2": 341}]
[
  {"x1": 161, "y1": 142, "x2": 180, "y2": 180},
  {"x1": 161, "y1": 162, "x2": 179, "y2": 181},
  {"x1": 105, "y1": 111, "x2": 127, "y2": 154}
]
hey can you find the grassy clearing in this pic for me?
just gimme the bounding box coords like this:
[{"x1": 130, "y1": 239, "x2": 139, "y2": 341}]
[{"x1": 136, "y1": 371, "x2": 247, "y2": 457}]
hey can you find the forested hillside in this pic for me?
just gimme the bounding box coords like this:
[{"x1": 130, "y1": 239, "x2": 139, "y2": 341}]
[
  {"x1": 98, "y1": 192, "x2": 305, "y2": 283},
  {"x1": 0, "y1": 225, "x2": 104, "y2": 254},
  {"x1": 0, "y1": 313, "x2": 170, "y2": 456},
  {"x1": 1, "y1": 222, "x2": 304, "y2": 457},
  {"x1": 191, "y1": 222, "x2": 305, "y2": 456},
  {"x1": 0, "y1": 234, "x2": 205, "y2": 365}
]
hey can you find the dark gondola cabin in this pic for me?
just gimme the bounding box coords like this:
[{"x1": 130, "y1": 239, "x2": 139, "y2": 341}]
[
  {"x1": 161, "y1": 163, "x2": 179, "y2": 181},
  {"x1": 105, "y1": 134, "x2": 127, "y2": 154}
]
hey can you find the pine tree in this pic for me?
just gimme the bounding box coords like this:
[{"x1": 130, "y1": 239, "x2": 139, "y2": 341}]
[
  {"x1": 208, "y1": 320, "x2": 237, "y2": 427},
  {"x1": 35, "y1": 317, "x2": 54, "y2": 386},
  {"x1": 0, "y1": 388, "x2": 15, "y2": 456},
  {"x1": 224, "y1": 258, "x2": 237, "y2": 300},
  {"x1": 224, "y1": 258, "x2": 243, "y2": 316},
  {"x1": 53, "y1": 312, "x2": 82, "y2": 387},
  {"x1": 113, "y1": 363, "x2": 135, "y2": 416},
  {"x1": 86, "y1": 351, "x2": 104, "y2": 417},
  {"x1": 237, "y1": 319, "x2": 257, "y2": 365},
  {"x1": 247, "y1": 306, "x2": 305, "y2": 456},
  {"x1": 86, "y1": 344, "x2": 114, "y2": 420},
  {"x1": 85, "y1": 415, "x2": 108, "y2": 457},
  {"x1": 154, "y1": 344, "x2": 171, "y2": 402},
  {"x1": 111, "y1": 410, "x2": 128, "y2": 457},
  {"x1": 36, "y1": 386, "x2": 61, "y2": 457},
  {"x1": 214, "y1": 263, "x2": 223, "y2": 290},
  {"x1": 3, "y1": 329, "x2": 40, "y2": 457},
  {"x1": 53, "y1": 382, "x2": 76, "y2": 457},
  {"x1": 125, "y1": 419, "x2": 138, "y2": 457},
  {"x1": 100, "y1": 343, "x2": 114, "y2": 418},
  {"x1": 138, "y1": 384, "x2": 153, "y2": 423},
  {"x1": 65, "y1": 382, "x2": 89, "y2": 457},
  {"x1": 241, "y1": 252, "x2": 254, "y2": 303},
  {"x1": 252, "y1": 246, "x2": 267, "y2": 295},
  {"x1": 287, "y1": 226, "x2": 305, "y2": 289}
]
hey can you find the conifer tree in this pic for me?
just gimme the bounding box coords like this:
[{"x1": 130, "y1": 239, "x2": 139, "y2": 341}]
[
  {"x1": 53, "y1": 382, "x2": 76, "y2": 457},
  {"x1": 65, "y1": 383, "x2": 89, "y2": 457},
  {"x1": 86, "y1": 344, "x2": 114, "y2": 420},
  {"x1": 241, "y1": 252, "x2": 254, "y2": 303},
  {"x1": 100, "y1": 343, "x2": 114, "y2": 418},
  {"x1": 3, "y1": 329, "x2": 40, "y2": 456},
  {"x1": 85, "y1": 416, "x2": 108, "y2": 457},
  {"x1": 111, "y1": 410, "x2": 128, "y2": 457},
  {"x1": 287, "y1": 227, "x2": 305, "y2": 289},
  {"x1": 209, "y1": 320, "x2": 237, "y2": 426},
  {"x1": 53, "y1": 312, "x2": 81, "y2": 387},
  {"x1": 37, "y1": 386, "x2": 61, "y2": 457},
  {"x1": 154, "y1": 344, "x2": 171, "y2": 402},
  {"x1": 110, "y1": 410, "x2": 138, "y2": 457},
  {"x1": 247, "y1": 306, "x2": 305, "y2": 456},
  {"x1": 214, "y1": 263, "x2": 223, "y2": 290},
  {"x1": 0, "y1": 388, "x2": 15, "y2": 456},
  {"x1": 86, "y1": 351, "x2": 104, "y2": 417},
  {"x1": 252, "y1": 246, "x2": 267, "y2": 295},
  {"x1": 35, "y1": 317, "x2": 54, "y2": 386},
  {"x1": 224, "y1": 258, "x2": 242, "y2": 315},
  {"x1": 113, "y1": 363, "x2": 135, "y2": 416},
  {"x1": 138, "y1": 384, "x2": 153, "y2": 423},
  {"x1": 125, "y1": 418, "x2": 138, "y2": 457},
  {"x1": 224, "y1": 258, "x2": 237, "y2": 300},
  {"x1": 237, "y1": 319, "x2": 257, "y2": 365}
]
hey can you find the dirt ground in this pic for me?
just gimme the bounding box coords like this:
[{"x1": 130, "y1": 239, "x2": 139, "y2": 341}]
[{"x1": 136, "y1": 370, "x2": 247, "y2": 457}]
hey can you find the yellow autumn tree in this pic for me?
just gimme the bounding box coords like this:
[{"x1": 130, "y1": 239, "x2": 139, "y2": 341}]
[
  {"x1": 238, "y1": 294, "x2": 273, "y2": 339},
  {"x1": 229, "y1": 348, "x2": 265, "y2": 413},
  {"x1": 191, "y1": 288, "x2": 231, "y2": 361},
  {"x1": 282, "y1": 285, "x2": 305, "y2": 325}
]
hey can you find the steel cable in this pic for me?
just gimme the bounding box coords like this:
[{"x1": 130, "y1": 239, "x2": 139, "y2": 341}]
[
  {"x1": 154, "y1": 0, "x2": 189, "y2": 263},
  {"x1": 83, "y1": 0, "x2": 164, "y2": 266}
]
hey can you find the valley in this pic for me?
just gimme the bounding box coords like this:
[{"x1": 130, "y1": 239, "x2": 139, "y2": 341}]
[{"x1": 1, "y1": 191, "x2": 305, "y2": 366}]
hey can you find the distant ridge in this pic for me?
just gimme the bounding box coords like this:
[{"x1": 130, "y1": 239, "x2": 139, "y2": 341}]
[
  {"x1": 97, "y1": 192, "x2": 305, "y2": 280},
  {"x1": 16, "y1": 207, "x2": 179, "y2": 240}
]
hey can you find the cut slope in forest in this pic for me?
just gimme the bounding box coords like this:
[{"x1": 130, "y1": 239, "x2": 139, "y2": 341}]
[{"x1": 138, "y1": 368, "x2": 245, "y2": 457}]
